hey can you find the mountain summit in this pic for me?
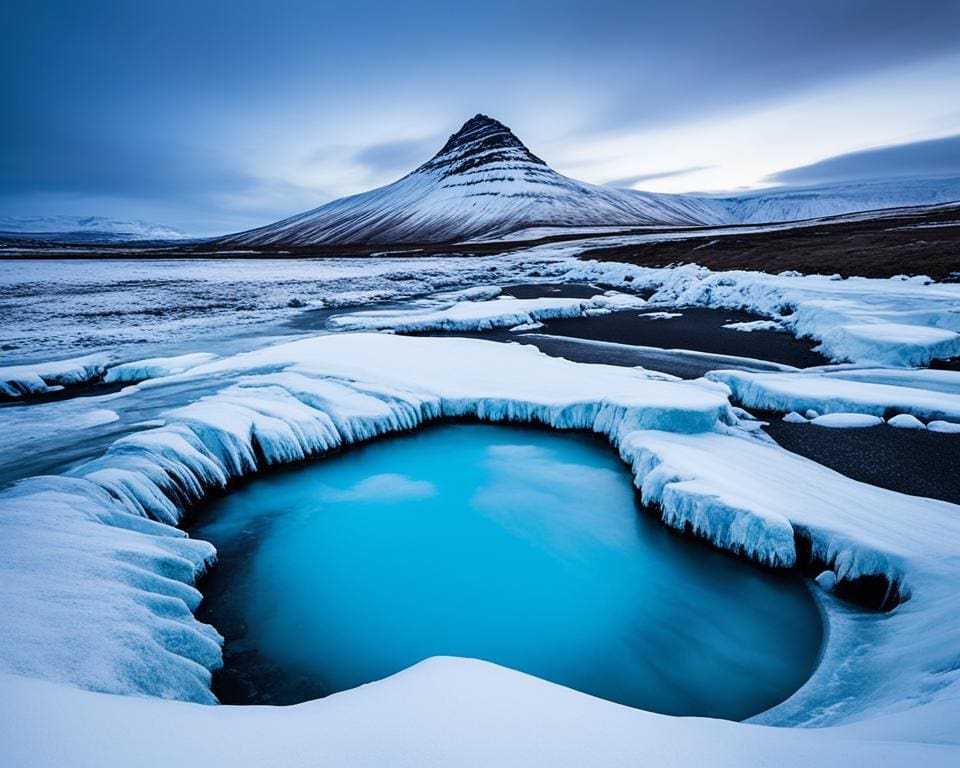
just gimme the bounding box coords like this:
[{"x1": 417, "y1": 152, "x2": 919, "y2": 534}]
[
  {"x1": 420, "y1": 114, "x2": 547, "y2": 177},
  {"x1": 220, "y1": 114, "x2": 721, "y2": 246}
]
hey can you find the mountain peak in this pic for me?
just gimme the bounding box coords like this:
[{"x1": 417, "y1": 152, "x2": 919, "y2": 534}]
[{"x1": 419, "y1": 114, "x2": 546, "y2": 177}]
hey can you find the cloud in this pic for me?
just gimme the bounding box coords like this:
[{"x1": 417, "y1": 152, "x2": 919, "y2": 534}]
[
  {"x1": 603, "y1": 166, "x2": 712, "y2": 188},
  {"x1": 352, "y1": 137, "x2": 440, "y2": 177},
  {"x1": 768, "y1": 134, "x2": 960, "y2": 185}
]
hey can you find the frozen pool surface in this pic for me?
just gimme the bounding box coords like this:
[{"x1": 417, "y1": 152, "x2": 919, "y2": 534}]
[{"x1": 193, "y1": 424, "x2": 822, "y2": 719}]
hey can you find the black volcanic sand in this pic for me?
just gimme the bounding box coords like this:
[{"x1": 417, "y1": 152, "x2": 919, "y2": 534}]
[
  {"x1": 531, "y1": 307, "x2": 830, "y2": 368},
  {"x1": 762, "y1": 419, "x2": 960, "y2": 505}
]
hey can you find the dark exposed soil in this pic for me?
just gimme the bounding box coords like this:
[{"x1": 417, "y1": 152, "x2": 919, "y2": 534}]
[{"x1": 581, "y1": 204, "x2": 960, "y2": 280}]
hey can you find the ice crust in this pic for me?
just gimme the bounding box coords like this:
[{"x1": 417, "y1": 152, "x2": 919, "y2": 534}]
[
  {"x1": 0, "y1": 353, "x2": 112, "y2": 398},
  {"x1": 331, "y1": 292, "x2": 647, "y2": 333},
  {"x1": 103, "y1": 353, "x2": 218, "y2": 383}
]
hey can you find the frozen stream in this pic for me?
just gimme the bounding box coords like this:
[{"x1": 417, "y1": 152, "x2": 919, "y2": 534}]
[{"x1": 192, "y1": 423, "x2": 822, "y2": 719}]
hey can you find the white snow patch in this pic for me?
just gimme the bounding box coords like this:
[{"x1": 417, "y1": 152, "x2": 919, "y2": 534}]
[
  {"x1": 508, "y1": 321, "x2": 545, "y2": 332},
  {"x1": 810, "y1": 413, "x2": 885, "y2": 429},
  {"x1": 887, "y1": 414, "x2": 926, "y2": 430},
  {"x1": 547, "y1": 259, "x2": 960, "y2": 366},
  {"x1": 639, "y1": 311, "x2": 683, "y2": 320},
  {"x1": 928, "y1": 420, "x2": 960, "y2": 434},
  {"x1": 723, "y1": 320, "x2": 785, "y2": 333}
]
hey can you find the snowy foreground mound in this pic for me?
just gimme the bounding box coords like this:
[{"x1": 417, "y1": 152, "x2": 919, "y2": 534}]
[{"x1": 1, "y1": 334, "x2": 959, "y2": 765}]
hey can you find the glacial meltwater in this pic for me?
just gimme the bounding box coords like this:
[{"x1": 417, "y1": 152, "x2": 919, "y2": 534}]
[{"x1": 193, "y1": 424, "x2": 822, "y2": 719}]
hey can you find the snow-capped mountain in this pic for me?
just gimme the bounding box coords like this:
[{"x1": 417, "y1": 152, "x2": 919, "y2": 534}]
[
  {"x1": 706, "y1": 176, "x2": 960, "y2": 224},
  {"x1": 0, "y1": 216, "x2": 190, "y2": 243},
  {"x1": 220, "y1": 115, "x2": 724, "y2": 246},
  {"x1": 220, "y1": 114, "x2": 960, "y2": 247}
]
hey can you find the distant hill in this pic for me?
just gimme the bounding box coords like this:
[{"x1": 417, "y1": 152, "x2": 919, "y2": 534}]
[{"x1": 0, "y1": 216, "x2": 190, "y2": 243}]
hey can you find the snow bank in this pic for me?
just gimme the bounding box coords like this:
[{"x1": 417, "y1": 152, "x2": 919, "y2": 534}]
[
  {"x1": 707, "y1": 368, "x2": 960, "y2": 422},
  {"x1": 330, "y1": 292, "x2": 646, "y2": 333},
  {"x1": 0, "y1": 476, "x2": 220, "y2": 702},
  {"x1": 928, "y1": 420, "x2": 960, "y2": 434},
  {"x1": 888, "y1": 414, "x2": 926, "y2": 430},
  {"x1": 104, "y1": 353, "x2": 217, "y2": 383},
  {"x1": 3, "y1": 657, "x2": 958, "y2": 768},
  {"x1": 819, "y1": 324, "x2": 960, "y2": 368},
  {"x1": 0, "y1": 353, "x2": 111, "y2": 399}
]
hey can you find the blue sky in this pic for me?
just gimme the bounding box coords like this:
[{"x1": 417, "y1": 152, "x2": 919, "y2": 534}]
[{"x1": 3, "y1": 0, "x2": 959, "y2": 235}]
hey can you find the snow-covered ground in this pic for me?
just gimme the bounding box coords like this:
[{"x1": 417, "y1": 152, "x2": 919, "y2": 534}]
[
  {"x1": 0, "y1": 332, "x2": 958, "y2": 766},
  {"x1": 2, "y1": 249, "x2": 960, "y2": 765}
]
